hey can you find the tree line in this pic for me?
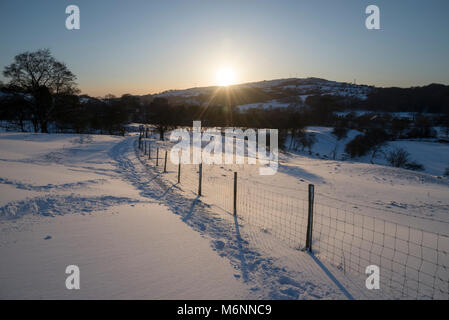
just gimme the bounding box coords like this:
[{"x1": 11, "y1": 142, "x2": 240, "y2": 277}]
[{"x1": 1, "y1": 49, "x2": 448, "y2": 156}]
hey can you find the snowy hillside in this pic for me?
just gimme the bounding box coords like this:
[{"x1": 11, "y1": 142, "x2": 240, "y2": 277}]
[
  {"x1": 1, "y1": 131, "x2": 448, "y2": 299},
  {"x1": 151, "y1": 77, "x2": 373, "y2": 108},
  {"x1": 295, "y1": 126, "x2": 449, "y2": 177},
  {"x1": 0, "y1": 133, "x2": 348, "y2": 299}
]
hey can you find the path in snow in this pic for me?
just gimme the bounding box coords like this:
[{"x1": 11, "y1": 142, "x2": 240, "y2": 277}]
[{"x1": 0, "y1": 133, "x2": 355, "y2": 299}]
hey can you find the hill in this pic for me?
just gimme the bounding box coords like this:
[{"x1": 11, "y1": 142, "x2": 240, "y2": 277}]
[{"x1": 143, "y1": 78, "x2": 449, "y2": 114}]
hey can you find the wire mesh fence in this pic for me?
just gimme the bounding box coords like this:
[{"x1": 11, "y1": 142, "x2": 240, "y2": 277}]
[
  {"x1": 312, "y1": 202, "x2": 449, "y2": 299},
  {"x1": 136, "y1": 137, "x2": 449, "y2": 300}
]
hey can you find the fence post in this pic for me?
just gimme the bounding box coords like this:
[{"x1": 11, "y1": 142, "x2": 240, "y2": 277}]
[
  {"x1": 156, "y1": 148, "x2": 159, "y2": 166},
  {"x1": 198, "y1": 163, "x2": 202, "y2": 196},
  {"x1": 144, "y1": 141, "x2": 147, "y2": 155},
  {"x1": 305, "y1": 184, "x2": 315, "y2": 252},
  {"x1": 163, "y1": 150, "x2": 168, "y2": 173},
  {"x1": 148, "y1": 143, "x2": 151, "y2": 159},
  {"x1": 233, "y1": 172, "x2": 237, "y2": 216},
  {"x1": 177, "y1": 156, "x2": 181, "y2": 183}
]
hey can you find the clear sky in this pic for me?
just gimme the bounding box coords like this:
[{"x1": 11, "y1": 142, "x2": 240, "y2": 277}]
[{"x1": 1, "y1": 0, "x2": 448, "y2": 97}]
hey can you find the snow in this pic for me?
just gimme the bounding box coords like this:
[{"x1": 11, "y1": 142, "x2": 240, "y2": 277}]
[
  {"x1": 0, "y1": 203, "x2": 255, "y2": 299},
  {"x1": 0, "y1": 133, "x2": 350, "y2": 299},
  {"x1": 143, "y1": 130, "x2": 449, "y2": 299},
  {"x1": 0, "y1": 134, "x2": 247, "y2": 299},
  {"x1": 1, "y1": 130, "x2": 448, "y2": 299},
  {"x1": 296, "y1": 126, "x2": 449, "y2": 177},
  {"x1": 236, "y1": 100, "x2": 292, "y2": 111},
  {"x1": 156, "y1": 130, "x2": 449, "y2": 298}
]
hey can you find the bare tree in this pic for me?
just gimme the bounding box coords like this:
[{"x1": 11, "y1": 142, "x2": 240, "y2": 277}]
[
  {"x1": 386, "y1": 147, "x2": 410, "y2": 168},
  {"x1": 370, "y1": 141, "x2": 387, "y2": 164},
  {"x1": 298, "y1": 133, "x2": 316, "y2": 154},
  {"x1": 146, "y1": 97, "x2": 176, "y2": 140},
  {"x1": 3, "y1": 49, "x2": 79, "y2": 132}
]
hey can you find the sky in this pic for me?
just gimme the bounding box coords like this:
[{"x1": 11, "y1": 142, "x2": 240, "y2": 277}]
[{"x1": 1, "y1": 0, "x2": 449, "y2": 97}]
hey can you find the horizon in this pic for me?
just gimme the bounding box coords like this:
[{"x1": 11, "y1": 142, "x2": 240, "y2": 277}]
[
  {"x1": 1, "y1": 0, "x2": 449, "y2": 96},
  {"x1": 92, "y1": 76, "x2": 449, "y2": 99}
]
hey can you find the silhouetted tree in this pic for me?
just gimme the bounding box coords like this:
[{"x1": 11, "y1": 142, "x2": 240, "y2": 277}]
[
  {"x1": 2, "y1": 49, "x2": 79, "y2": 132},
  {"x1": 332, "y1": 126, "x2": 349, "y2": 140},
  {"x1": 146, "y1": 97, "x2": 176, "y2": 140}
]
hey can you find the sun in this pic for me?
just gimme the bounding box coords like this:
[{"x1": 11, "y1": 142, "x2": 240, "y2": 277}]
[{"x1": 216, "y1": 68, "x2": 236, "y2": 86}]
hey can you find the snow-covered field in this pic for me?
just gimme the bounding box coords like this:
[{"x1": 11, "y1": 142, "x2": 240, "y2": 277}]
[
  {"x1": 300, "y1": 126, "x2": 449, "y2": 177},
  {"x1": 0, "y1": 134, "x2": 250, "y2": 299},
  {"x1": 1, "y1": 131, "x2": 448, "y2": 299},
  {"x1": 0, "y1": 133, "x2": 350, "y2": 299}
]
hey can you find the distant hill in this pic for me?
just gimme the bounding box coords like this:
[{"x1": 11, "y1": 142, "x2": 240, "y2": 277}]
[
  {"x1": 2, "y1": 77, "x2": 447, "y2": 114},
  {"x1": 139, "y1": 78, "x2": 448, "y2": 114},
  {"x1": 149, "y1": 78, "x2": 373, "y2": 109}
]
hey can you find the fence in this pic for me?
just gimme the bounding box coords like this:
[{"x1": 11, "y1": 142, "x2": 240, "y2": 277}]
[{"x1": 137, "y1": 137, "x2": 449, "y2": 300}]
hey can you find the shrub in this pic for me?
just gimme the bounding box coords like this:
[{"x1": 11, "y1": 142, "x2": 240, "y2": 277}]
[
  {"x1": 298, "y1": 133, "x2": 317, "y2": 153},
  {"x1": 404, "y1": 161, "x2": 424, "y2": 171},
  {"x1": 444, "y1": 167, "x2": 449, "y2": 177},
  {"x1": 345, "y1": 134, "x2": 368, "y2": 158},
  {"x1": 386, "y1": 147, "x2": 410, "y2": 168},
  {"x1": 386, "y1": 147, "x2": 424, "y2": 171},
  {"x1": 345, "y1": 128, "x2": 390, "y2": 158},
  {"x1": 332, "y1": 126, "x2": 348, "y2": 140},
  {"x1": 406, "y1": 127, "x2": 437, "y2": 139}
]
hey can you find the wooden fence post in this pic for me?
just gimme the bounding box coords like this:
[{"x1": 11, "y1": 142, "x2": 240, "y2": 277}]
[
  {"x1": 233, "y1": 172, "x2": 237, "y2": 216},
  {"x1": 156, "y1": 148, "x2": 159, "y2": 166},
  {"x1": 178, "y1": 156, "x2": 181, "y2": 183},
  {"x1": 198, "y1": 163, "x2": 202, "y2": 196},
  {"x1": 163, "y1": 150, "x2": 167, "y2": 173},
  {"x1": 305, "y1": 184, "x2": 315, "y2": 252}
]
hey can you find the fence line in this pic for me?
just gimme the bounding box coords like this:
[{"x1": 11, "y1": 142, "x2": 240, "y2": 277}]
[{"x1": 136, "y1": 137, "x2": 449, "y2": 299}]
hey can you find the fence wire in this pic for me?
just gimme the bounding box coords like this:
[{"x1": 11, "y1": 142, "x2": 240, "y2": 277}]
[{"x1": 137, "y1": 138, "x2": 449, "y2": 300}]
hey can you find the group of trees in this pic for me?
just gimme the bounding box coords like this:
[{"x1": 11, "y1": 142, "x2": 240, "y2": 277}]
[
  {"x1": 344, "y1": 128, "x2": 390, "y2": 160},
  {"x1": 0, "y1": 50, "x2": 350, "y2": 142},
  {"x1": 0, "y1": 50, "x2": 145, "y2": 135},
  {"x1": 0, "y1": 49, "x2": 446, "y2": 173},
  {"x1": 0, "y1": 50, "x2": 305, "y2": 138},
  {"x1": 363, "y1": 84, "x2": 449, "y2": 114}
]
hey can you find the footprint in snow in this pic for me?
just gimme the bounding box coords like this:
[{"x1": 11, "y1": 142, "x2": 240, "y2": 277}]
[{"x1": 213, "y1": 240, "x2": 225, "y2": 250}]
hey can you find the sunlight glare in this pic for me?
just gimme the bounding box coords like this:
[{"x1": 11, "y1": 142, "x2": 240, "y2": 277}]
[{"x1": 216, "y1": 68, "x2": 236, "y2": 86}]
